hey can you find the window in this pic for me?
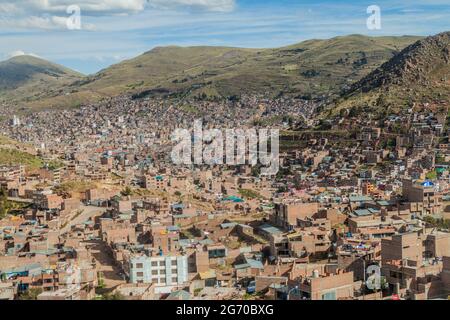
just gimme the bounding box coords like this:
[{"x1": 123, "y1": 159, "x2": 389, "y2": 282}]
[
  {"x1": 151, "y1": 261, "x2": 158, "y2": 267},
  {"x1": 172, "y1": 277, "x2": 178, "y2": 283},
  {"x1": 152, "y1": 270, "x2": 158, "y2": 275},
  {"x1": 159, "y1": 278, "x2": 166, "y2": 284},
  {"x1": 136, "y1": 263, "x2": 143, "y2": 269},
  {"x1": 160, "y1": 270, "x2": 166, "y2": 275},
  {"x1": 171, "y1": 260, "x2": 177, "y2": 266},
  {"x1": 160, "y1": 261, "x2": 166, "y2": 267},
  {"x1": 136, "y1": 272, "x2": 144, "y2": 277}
]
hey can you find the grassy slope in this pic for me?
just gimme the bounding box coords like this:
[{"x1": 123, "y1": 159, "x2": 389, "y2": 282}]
[
  {"x1": 0, "y1": 148, "x2": 43, "y2": 169},
  {"x1": 21, "y1": 35, "x2": 421, "y2": 109},
  {"x1": 80, "y1": 35, "x2": 421, "y2": 98},
  {"x1": 0, "y1": 135, "x2": 44, "y2": 170},
  {"x1": 324, "y1": 32, "x2": 450, "y2": 117},
  {"x1": 0, "y1": 55, "x2": 83, "y2": 106}
]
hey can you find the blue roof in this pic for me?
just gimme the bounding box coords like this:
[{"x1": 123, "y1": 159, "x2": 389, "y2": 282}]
[
  {"x1": 2, "y1": 263, "x2": 42, "y2": 275},
  {"x1": 246, "y1": 258, "x2": 264, "y2": 269},
  {"x1": 349, "y1": 195, "x2": 373, "y2": 202},
  {"x1": 259, "y1": 224, "x2": 283, "y2": 235},
  {"x1": 353, "y1": 209, "x2": 373, "y2": 217},
  {"x1": 223, "y1": 196, "x2": 244, "y2": 203},
  {"x1": 172, "y1": 203, "x2": 184, "y2": 210},
  {"x1": 353, "y1": 208, "x2": 380, "y2": 217}
]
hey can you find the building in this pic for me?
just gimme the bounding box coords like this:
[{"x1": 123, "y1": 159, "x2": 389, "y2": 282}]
[
  {"x1": 128, "y1": 254, "x2": 188, "y2": 291},
  {"x1": 144, "y1": 175, "x2": 167, "y2": 190},
  {"x1": 402, "y1": 179, "x2": 442, "y2": 215},
  {"x1": 272, "y1": 202, "x2": 319, "y2": 230},
  {"x1": 37, "y1": 287, "x2": 81, "y2": 300},
  {"x1": 294, "y1": 269, "x2": 354, "y2": 300},
  {"x1": 114, "y1": 283, "x2": 156, "y2": 300},
  {"x1": 33, "y1": 192, "x2": 63, "y2": 211}
]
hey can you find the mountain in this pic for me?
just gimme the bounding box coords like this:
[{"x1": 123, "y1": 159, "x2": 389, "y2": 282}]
[
  {"x1": 326, "y1": 31, "x2": 450, "y2": 117},
  {"x1": 0, "y1": 55, "x2": 83, "y2": 105},
  {"x1": 70, "y1": 35, "x2": 421, "y2": 101},
  {"x1": 12, "y1": 34, "x2": 420, "y2": 109}
]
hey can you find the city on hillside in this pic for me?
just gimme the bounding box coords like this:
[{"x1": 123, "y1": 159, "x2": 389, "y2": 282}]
[{"x1": 0, "y1": 0, "x2": 449, "y2": 303}]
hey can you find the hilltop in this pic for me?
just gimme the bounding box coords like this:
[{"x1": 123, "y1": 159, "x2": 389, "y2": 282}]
[
  {"x1": 0, "y1": 55, "x2": 83, "y2": 106},
  {"x1": 0, "y1": 35, "x2": 422, "y2": 109},
  {"x1": 62, "y1": 35, "x2": 421, "y2": 104},
  {"x1": 325, "y1": 31, "x2": 450, "y2": 118}
]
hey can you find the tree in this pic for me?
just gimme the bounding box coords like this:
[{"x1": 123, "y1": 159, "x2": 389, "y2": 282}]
[
  {"x1": 121, "y1": 186, "x2": 133, "y2": 197},
  {"x1": 0, "y1": 188, "x2": 8, "y2": 218},
  {"x1": 425, "y1": 171, "x2": 438, "y2": 180},
  {"x1": 18, "y1": 288, "x2": 43, "y2": 300}
]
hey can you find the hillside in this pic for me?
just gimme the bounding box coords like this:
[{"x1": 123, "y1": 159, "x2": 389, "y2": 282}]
[
  {"x1": 325, "y1": 31, "x2": 450, "y2": 117},
  {"x1": 0, "y1": 135, "x2": 43, "y2": 169},
  {"x1": 15, "y1": 34, "x2": 421, "y2": 109},
  {"x1": 0, "y1": 55, "x2": 83, "y2": 105}
]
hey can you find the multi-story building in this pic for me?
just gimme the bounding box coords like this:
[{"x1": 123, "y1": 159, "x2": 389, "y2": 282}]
[
  {"x1": 144, "y1": 175, "x2": 167, "y2": 191},
  {"x1": 294, "y1": 269, "x2": 355, "y2": 300},
  {"x1": 402, "y1": 179, "x2": 442, "y2": 215},
  {"x1": 272, "y1": 201, "x2": 319, "y2": 230},
  {"x1": 128, "y1": 254, "x2": 188, "y2": 291},
  {"x1": 381, "y1": 232, "x2": 450, "y2": 299}
]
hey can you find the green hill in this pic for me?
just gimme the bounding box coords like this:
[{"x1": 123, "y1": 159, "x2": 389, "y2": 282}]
[
  {"x1": 0, "y1": 55, "x2": 83, "y2": 105},
  {"x1": 70, "y1": 35, "x2": 421, "y2": 101},
  {"x1": 324, "y1": 31, "x2": 450, "y2": 118},
  {"x1": 11, "y1": 34, "x2": 422, "y2": 109}
]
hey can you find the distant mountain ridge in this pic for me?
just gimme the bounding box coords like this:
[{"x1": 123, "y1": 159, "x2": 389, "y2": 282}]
[
  {"x1": 327, "y1": 31, "x2": 450, "y2": 117},
  {"x1": 0, "y1": 34, "x2": 425, "y2": 109}
]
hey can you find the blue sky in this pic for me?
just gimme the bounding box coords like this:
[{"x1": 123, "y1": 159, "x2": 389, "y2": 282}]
[{"x1": 0, "y1": 0, "x2": 449, "y2": 74}]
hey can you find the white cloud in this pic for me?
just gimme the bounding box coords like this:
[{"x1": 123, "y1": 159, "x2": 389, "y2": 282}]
[
  {"x1": 147, "y1": 0, "x2": 235, "y2": 12},
  {"x1": 9, "y1": 50, "x2": 26, "y2": 57},
  {"x1": 0, "y1": 0, "x2": 147, "y2": 16},
  {"x1": 0, "y1": 0, "x2": 235, "y2": 30},
  {"x1": 7, "y1": 50, "x2": 40, "y2": 58}
]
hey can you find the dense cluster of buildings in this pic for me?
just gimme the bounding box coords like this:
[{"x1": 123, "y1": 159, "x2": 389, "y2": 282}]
[{"x1": 0, "y1": 96, "x2": 449, "y2": 300}]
